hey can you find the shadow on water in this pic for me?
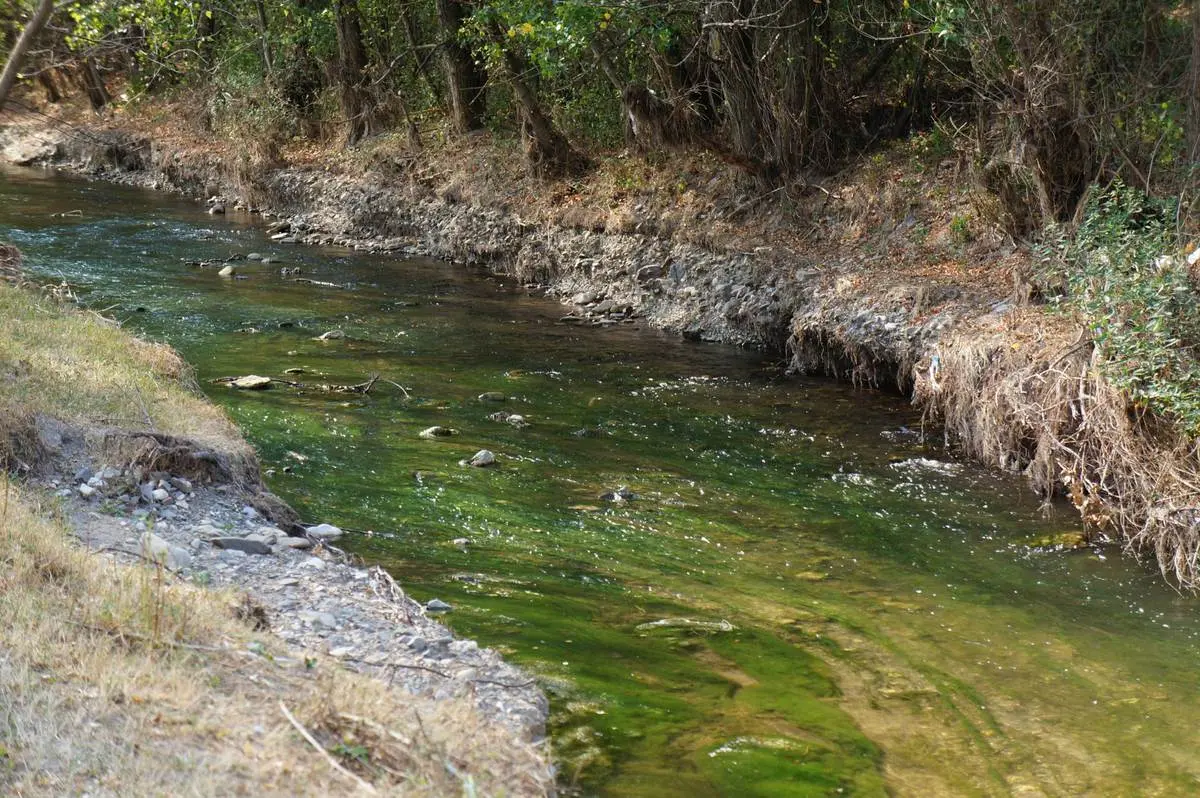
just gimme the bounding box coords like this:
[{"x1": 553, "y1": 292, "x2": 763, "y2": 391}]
[{"x1": 4, "y1": 165, "x2": 1200, "y2": 796}]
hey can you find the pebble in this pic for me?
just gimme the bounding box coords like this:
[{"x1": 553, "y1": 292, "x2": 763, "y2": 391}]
[{"x1": 77, "y1": 484, "x2": 97, "y2": 498}]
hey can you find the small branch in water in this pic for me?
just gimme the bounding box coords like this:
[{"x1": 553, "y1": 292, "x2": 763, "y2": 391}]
[
  {"x1": 293, "y1": 278, "x2": 344, "y2": 289},
  {"x1": 380, "y1": 379, "x2": 411, "y2": 398},
  {"x1": 322, "y1": 374, "x2": 380, "y2": 394}
]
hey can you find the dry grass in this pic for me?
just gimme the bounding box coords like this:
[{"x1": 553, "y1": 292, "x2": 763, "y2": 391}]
[
  {"x1": 0, "y1": 275, "x2": 552, "y2": 795},
  {"x1": 0, "y1": 478, "x2": 553, "y2": 796},
  {"x1": 0, "y1": 282, "x2": 239, "y2": 447},
  {"x1": 915, "y1": 307, "x2": 1200, "y2": 588}
]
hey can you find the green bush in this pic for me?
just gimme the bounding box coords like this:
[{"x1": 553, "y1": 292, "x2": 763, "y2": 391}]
[{"x1": 1039, "y1": 181, "x2": 1200, "y2": 435}]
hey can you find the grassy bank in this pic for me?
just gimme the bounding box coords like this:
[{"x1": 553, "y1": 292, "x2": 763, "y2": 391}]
[{"x1": 0, "y1": 272, "x2": 552, "y2": 796}]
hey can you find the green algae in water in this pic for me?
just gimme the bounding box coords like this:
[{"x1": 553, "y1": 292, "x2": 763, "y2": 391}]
[{"x1": 7, "y1": 166, "x2": 1200, "y2": 796}]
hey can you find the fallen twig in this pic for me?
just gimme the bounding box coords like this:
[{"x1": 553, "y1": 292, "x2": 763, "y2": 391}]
[{"x1": 279, "y1": 700, "x2": 378, "y2": 794}]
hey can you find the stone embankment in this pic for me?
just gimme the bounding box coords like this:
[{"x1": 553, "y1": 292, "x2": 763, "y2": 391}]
[
  {"x1": 32, "y1": 418, "x2": 550, "y2": 741},
  {"x1": 1, "y1": 124, "x2": 1003, "y2": 388}
]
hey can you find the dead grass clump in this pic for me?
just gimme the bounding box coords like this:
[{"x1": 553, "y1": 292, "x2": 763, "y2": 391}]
[
  {"x1": 0, "y1": 242, "x2": 23, "y2": 282},
  {"x1": 0, "y1": 409, "x2": 42, "y2": 474},
  {"x1": 916, "y1": 308, "x2": 1200, "y2": 587},
  {"x1": 0, "y1": 476, "x2": 552, "y2": 796},
  {"x1": 0, "y1": 281, "x2": 251, "y2": 458},
  {"x1": 100, "y1": 429, "x2": 258, "y2": 489}
]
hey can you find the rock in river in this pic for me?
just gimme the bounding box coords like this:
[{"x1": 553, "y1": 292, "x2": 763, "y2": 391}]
[
  {"x1": 461, "y1": 449, "x2": 496, "y2": 468},
  {"x1": 419, "y1": 426, "x2": 457, "y2": 439},
  {"x1": 426, "y1": 598, "x2": 453, "y2": 612},
  {"x1": 218, "y1": 264, "x2": 236, "y2": 278},
  {"x1": 231, "y1": 375, "x2": 272, "y2": 390},
  {"x1": 478, "y1": 391, "x2": 507, "y2": 402},
  {"x1": 314, "y1": 329, "x2": 345, "y2": 341},
  {"x1": 600, "y1": 486, "x2": 637, "y2": 503},
  {"x1": 306, "y1": 523, "x2": 344, "y2": 541}
]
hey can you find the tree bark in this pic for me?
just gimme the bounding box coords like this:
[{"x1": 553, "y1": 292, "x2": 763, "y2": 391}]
[
  {"x1": 436, "y1": 0, "x2": 486, "y2": 132},
  {"x1": 334, "y1": 0, "x2": 374, "y2": 144},
  {"x1": 255, "y1": 0, "x2": 273, "y2": 75},
  {"x1": 1189, "y1": 0, "x2": 1200, "y2": 164},
  {"x1": 196, "y1": 1, "x2": 218, "y2": 73},
  {"x1": 492, "y1": 28, "x2": 586, "y2": 177},
  {"x1": 0, "y1": 0, "x2": 55, "y2": 111},
  {"x1": 81, "y1": 57, "x2": 110, "y2": 111}
]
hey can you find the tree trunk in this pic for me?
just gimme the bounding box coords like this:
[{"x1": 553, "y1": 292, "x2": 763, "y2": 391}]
[
  {"x1": 709, "y1": 0, "x2": 766, "y2": 171},
  {"x1": 196, "y1": 1, "x2": 218, "y2": 73},
  {"x1": 0, "y1": 0, "x2": 55, "y2": 111},
  {"x1": 36, "y1": 70, "x2": 60, "y2": 103},
  {"x1": 334, "y1": 0, "x2": 374, "y2": 144},
  {"x1": 436, "y1": 0, "x2": 486, "y2": 132},
  {"x1": 81, "y1": 57, "x2": 110, "y2": 112},
  {"x1": 493, "y1": 29, "x2": 586, "y2": 177},
  {"x1": 1189, "y1": 0, "x2": 1200, "y2": 164},
  {"x1": 255, "y1": 0, "x2": 273, "y2": 75}
]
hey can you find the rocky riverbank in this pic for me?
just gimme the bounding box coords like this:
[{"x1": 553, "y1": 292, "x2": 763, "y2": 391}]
[
  {"x1": 6, "y1": 112, "x2": 1200, "y2": 589},
  {"x1": 51, "y1": 451, "x2": 549, "y2": 741}
]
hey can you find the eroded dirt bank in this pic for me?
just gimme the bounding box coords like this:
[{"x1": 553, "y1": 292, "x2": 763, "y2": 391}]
[{"x1": 5, "y1": 116, "x2": 1198, "y2": 587}]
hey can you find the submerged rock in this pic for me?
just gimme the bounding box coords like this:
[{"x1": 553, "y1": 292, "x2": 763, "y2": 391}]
[
  {"x1": 426, "y1": 598, "x2": 453, "y2": 612},
  {"x1": 635, "y1": 618, "x2": 736, "y2": 633},
  {"x1": 314, "y1": 329, "x2": 345, "y2": 341},
  {"x1": 419, "y1": 426, "x2": 457, "y2": 439},
  {"x1": 478, "y1": 391, "x2": 507, "y2": 402}
]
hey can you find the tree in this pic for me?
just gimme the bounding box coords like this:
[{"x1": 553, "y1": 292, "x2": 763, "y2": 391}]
[
  {"x1": 1189, "y1": 0, "x2": 1200, "y2": 164},
  {"x1": 437, "y1": 0, "x2": 486, "y2": 132},
  {"x1": 334, "y1": 0, "x2": 375, "y2": 144},
  {"x1": 0, "y1": 0, "x2": 55, "y2": 111}
]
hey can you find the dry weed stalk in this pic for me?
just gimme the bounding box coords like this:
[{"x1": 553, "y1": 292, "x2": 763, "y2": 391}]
[{"x1": 916, "y1": 311, "x2": 1200, "y2": 588}]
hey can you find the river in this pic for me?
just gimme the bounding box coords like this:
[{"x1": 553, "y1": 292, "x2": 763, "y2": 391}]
[{"x1": 3, "y1": 165, "x2": 1200, "y2": 796}]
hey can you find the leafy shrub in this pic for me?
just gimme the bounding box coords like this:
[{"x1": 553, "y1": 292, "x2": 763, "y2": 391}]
[{"x1": 1038, "y1": 181, "x2": 1200, "y2": 434}]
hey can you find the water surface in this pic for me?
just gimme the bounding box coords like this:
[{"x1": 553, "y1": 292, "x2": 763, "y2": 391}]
[{"x1": 3, "y1": 166, "x2": 1199, "y2": 796}]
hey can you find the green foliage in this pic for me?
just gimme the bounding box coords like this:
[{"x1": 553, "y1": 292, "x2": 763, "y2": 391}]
[{"x1": 1039, "y1": 182, "x2": 1200, "y2": 435}]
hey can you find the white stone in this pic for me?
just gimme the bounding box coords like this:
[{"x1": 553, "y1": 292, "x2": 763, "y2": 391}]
[
  {"x1": 77, "y1": 484, "x2": 97, "y2": 499},
  {"x1": 306, "y1": 523, "x2": 344, "y2": 541}
]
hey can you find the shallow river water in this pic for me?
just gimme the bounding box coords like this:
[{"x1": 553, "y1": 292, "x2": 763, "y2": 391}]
[{"x1": 4, "y1": 166, "x2": 1200, "y2": 796}]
